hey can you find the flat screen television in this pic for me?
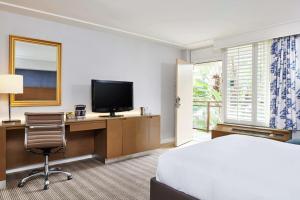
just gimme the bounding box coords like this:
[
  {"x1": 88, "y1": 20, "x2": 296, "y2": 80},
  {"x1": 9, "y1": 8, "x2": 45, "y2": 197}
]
[{"x1": 91, "y1": 79, "x2": 133, "y2": 117}]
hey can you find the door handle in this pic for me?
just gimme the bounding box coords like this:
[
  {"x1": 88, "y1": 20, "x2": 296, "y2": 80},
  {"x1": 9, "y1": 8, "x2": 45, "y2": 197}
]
[{"x1": 175, "y1": 97, "x2": 181, "y2": 108}]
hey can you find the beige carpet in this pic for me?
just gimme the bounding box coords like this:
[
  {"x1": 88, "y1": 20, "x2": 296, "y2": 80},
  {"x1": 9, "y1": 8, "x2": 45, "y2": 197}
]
[{"x1": 0, "y1": 150, "x2": 165, "y2": 200}]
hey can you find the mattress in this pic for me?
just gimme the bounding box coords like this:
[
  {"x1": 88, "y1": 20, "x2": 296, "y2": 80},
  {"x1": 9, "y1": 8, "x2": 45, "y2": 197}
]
[{"x1": 156, "y1": 135, "x2": 300, "y2": 200}]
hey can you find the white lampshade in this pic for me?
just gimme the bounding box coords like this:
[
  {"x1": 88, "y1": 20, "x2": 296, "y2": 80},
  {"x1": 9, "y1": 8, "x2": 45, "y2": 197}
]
[{"x1": 0, "y1": 74, "x2": 23, "y2": 94}]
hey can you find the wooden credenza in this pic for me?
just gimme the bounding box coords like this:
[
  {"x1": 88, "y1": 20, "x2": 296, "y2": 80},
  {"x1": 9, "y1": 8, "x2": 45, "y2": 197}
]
[
  {"x1": 212, "y1": 123, "x2": 291, "y2": 142},
  {"x1": 0, "y1": 115, "x2": 160, "y2": 189},
  {"x1": 96, "y1": 116, "x2": 160, "y2": 159}
]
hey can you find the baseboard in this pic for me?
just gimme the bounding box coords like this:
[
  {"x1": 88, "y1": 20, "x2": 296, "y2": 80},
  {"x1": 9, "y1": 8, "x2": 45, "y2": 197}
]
[
  {"x1": 160, "y1": 142, "x2": 175, "y2": 148},
  {"x1": 104, "y1": 149, "x2": 157, "y2": 164},
  {"x1": 6, "y1": 148, "x2": 164, "y2": 174},
  {"x1": 6, "y1": 155, "x2": 93, "y2": 174},
  {"x1": 0, "y1": 180, "x2": 6, "y2": 190},
  {"x1": 161, "y1": 137, "x2": 175, "y2": 144},
  {"x1": 160, "y1": 137, "x2": 175, "y2": 148},
  {"x1": 6, "y1": 150, "x2": 159, "y2": 174}
]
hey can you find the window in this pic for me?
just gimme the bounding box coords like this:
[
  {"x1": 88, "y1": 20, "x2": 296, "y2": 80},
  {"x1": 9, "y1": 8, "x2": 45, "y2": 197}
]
[
  {"x1": 224, "y1": 41, "x2": 271, "y2": 126},
  {"x1": 256, "y1": 42, "x2": 271, "y2": 125}
]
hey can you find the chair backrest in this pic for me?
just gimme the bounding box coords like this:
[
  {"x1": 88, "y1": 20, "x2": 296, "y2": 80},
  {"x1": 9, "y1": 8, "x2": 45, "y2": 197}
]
[{"x1": 25, "y1": 112, "x2": 66, "y2": 150}]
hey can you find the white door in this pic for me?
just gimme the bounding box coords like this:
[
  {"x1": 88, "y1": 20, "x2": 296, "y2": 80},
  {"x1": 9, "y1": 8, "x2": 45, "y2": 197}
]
[{"x1": 175, "y1": 59, "x2": 194, "y2": 146}]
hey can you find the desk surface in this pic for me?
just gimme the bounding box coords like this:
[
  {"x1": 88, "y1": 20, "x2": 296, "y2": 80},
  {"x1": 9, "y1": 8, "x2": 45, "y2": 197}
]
[{"x1": 0, "y1": 114, "x2": 159, "y2": 130}]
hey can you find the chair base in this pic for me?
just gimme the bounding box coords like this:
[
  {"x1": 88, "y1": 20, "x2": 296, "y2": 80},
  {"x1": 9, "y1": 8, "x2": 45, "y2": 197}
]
[
  {"x1": 18, "y1": 154, "x2": 72, "y2": 190},
  {"x1": 18, "y1": 169, "x2": 72, "y2": 190}
]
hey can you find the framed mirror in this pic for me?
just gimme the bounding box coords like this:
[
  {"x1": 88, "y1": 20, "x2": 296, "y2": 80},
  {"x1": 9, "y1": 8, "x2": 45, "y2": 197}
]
[{"x1": 9, "y1": 35, "x2": 61, "y2": 106}]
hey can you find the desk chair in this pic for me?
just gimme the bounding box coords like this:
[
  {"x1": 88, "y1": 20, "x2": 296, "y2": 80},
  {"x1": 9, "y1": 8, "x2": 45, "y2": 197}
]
[{"x1": 18, "y1": 112, "x2": 72, "y2": 190}]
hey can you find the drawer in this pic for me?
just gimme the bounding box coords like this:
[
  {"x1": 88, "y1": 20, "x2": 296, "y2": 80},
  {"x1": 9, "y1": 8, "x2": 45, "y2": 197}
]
[{"x1": 69, "y1": 121, "x2": 106, "y2": 132}]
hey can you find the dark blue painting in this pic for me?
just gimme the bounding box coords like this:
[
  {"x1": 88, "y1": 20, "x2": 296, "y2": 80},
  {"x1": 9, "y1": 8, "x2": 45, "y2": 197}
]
[{"x1": 16, "y1": 69, "x2": 56, "y2": 88}]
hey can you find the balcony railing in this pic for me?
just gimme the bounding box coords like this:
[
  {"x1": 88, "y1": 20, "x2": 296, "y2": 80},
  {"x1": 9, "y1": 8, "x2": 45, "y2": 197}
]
[{"x1": 193, "y1": 100, "x2": 222, "y2": 131}]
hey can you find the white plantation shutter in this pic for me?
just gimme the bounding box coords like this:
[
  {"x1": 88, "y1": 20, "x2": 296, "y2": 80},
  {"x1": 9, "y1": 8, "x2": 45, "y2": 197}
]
[
  {"x1": 226, "y1": 45, "x2": 253, "y2": 122},
  {"x1": 224, "y1": 41, "x2": 271, "y2": 126},
  {"x1": 257, "y1": 41, "x2": 271, "y2": 125}
]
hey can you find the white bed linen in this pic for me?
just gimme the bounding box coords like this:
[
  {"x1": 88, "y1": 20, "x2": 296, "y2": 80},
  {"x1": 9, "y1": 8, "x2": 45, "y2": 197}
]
[{"x1": 156, "y1": 135, "x2": 300, "y2": 200}]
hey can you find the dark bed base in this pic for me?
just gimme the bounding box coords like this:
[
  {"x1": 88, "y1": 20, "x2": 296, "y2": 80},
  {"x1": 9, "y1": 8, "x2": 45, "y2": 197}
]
[{"x1": 150, "y1": 177, "x2": 199, "y2": 200}]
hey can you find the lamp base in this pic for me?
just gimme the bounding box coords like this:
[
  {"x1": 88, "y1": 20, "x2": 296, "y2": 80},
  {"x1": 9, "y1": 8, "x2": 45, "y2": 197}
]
[{"x1": 2, "y1": 119, "x2": 21, "y2": 125}]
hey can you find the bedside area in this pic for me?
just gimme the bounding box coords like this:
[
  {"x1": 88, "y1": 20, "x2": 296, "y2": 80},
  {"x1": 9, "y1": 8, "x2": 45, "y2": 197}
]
[{"x1": 212, "y1": 123, "x2": 292, "y2": 142}]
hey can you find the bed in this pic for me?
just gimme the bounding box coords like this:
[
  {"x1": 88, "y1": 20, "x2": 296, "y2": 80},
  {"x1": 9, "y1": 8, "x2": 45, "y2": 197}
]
[{"x1": 150, "y1": 135, "x2": 300, "y2": 200}]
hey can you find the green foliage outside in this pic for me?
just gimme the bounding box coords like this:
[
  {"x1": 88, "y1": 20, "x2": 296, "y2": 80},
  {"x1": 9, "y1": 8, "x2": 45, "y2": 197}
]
[
  {"x1": 193, "y1": 80, "x2": 222, "y2": 101},
  {"x1": 193, "y1": 62, "x2": 222, "y2": 131}
]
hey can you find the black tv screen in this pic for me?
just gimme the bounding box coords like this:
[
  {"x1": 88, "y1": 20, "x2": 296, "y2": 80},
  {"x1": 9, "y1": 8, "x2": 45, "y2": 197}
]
[{"x1": 91, "y1": 80, "x2": 133, "y2": 116}]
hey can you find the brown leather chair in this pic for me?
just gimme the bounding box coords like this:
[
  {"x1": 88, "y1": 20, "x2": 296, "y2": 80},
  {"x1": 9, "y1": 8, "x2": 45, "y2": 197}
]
[{"x1": 18, "y1": 112, "x2": 72, "y2": 190}]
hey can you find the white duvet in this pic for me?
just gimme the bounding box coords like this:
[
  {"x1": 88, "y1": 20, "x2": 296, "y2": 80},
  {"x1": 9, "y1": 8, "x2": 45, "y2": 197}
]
[{"x1": 156, "y1": 135, "x2": 300, "y2": 200}]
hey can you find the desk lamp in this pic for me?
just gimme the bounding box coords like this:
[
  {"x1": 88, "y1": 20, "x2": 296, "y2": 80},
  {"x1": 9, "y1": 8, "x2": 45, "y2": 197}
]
[{"x1": 0, "y1": 74, "x2": 23, "y2": 124}]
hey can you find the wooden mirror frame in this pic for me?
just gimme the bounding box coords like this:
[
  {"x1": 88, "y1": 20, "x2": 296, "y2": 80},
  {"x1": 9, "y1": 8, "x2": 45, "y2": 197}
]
[{"x1": 9, "y1": 35, "x2": 62, "y2": 107}]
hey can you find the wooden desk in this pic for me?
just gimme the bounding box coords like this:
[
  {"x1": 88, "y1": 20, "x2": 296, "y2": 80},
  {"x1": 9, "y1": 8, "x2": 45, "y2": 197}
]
[{"x1": 0, "y1": 115, "x2": 160, "y2": 189}]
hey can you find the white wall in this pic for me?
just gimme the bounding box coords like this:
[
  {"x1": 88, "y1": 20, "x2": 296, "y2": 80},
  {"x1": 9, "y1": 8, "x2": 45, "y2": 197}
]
[
  {"x1": 191, "y1": 46, "x2": 223, "y2": 64},
  {"x1": 215, "y1": 20, "x2": 300, "y2": 49},
  {"x1": 193, "y1": 19, "x2": 300, "y2": 63},
  {"x1": 0, "y1": 11, "x2": 182, "y2": 142}
]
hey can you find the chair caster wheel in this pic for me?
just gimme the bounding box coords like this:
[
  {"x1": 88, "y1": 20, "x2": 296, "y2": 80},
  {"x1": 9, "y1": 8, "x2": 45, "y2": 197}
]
[
  {"x1": 50, "y1": 167, "x2": 61, "y2": 171},
  {"x1": 18, "y1": 182, "x2": 24, "y2": 188},
  {"x1": 44, "y1": 185, "x2": 49, "y2": 190},
  {"x1": 67, "y1": 175, "x2": 72, "y2": 180}
]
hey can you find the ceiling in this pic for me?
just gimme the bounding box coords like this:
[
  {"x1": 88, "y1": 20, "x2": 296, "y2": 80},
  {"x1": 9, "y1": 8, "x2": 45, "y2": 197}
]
[{"x1": 1, "y1": 0, "x2": 300, "y2": 49}]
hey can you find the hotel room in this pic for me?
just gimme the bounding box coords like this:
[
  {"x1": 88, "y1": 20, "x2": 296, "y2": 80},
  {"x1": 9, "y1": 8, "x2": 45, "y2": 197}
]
[{"x1": 0, "y1": 0, "x2": 300, "y2": 200}]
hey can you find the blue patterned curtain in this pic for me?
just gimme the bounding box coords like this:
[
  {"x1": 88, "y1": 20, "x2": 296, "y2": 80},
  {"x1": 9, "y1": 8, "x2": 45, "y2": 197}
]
[{"x1": 269, "y1": 36, "x2": 300, "y2": 131}]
